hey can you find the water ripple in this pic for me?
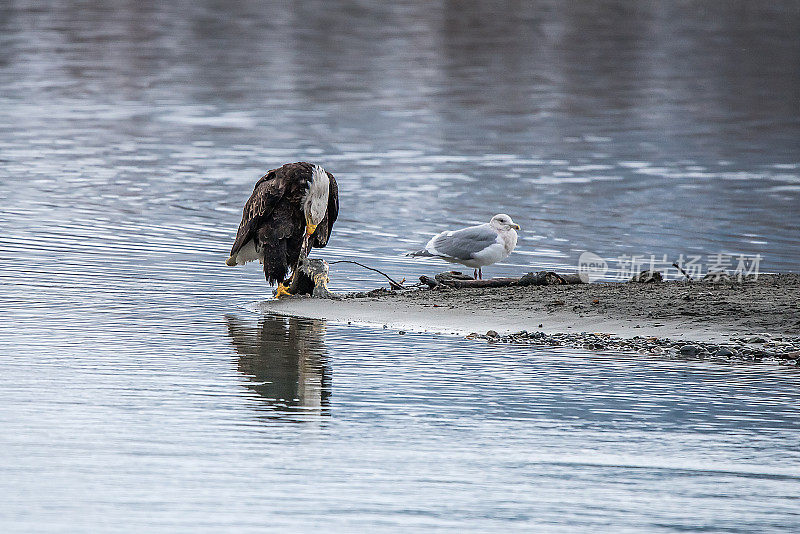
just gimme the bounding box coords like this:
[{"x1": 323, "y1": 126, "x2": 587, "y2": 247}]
[{"x1": 1, "y1": 0, "x2": 799, "y2": 531}]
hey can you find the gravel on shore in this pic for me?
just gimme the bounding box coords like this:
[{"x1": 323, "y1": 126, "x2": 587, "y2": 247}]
[
  {"x1": 339, "y1": 273, "x2": 800, "y2": 362},
  {"x1": 470, "y1": 329, "x2": 800, "y2": 364}
]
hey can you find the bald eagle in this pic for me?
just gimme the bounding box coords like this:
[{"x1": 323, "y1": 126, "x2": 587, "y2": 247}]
[{"x1": 226, "y1": 162, "x2": 339, "y2": 297}]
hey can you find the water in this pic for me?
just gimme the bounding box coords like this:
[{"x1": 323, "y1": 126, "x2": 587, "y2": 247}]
[{"x1": 1, "y1": 1, "x2": 799, "y2": 531}]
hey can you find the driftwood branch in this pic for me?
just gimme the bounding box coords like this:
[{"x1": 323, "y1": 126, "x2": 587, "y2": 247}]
[
  {"x1": 672, "y1": 262, "x2": 692, "y2": 281},
  {"x1": 329, "y1": 260, "x2": 405, "y2": 289},
  {"x1": 420, "y1": 270, "x2": 584, "y2": 289}
]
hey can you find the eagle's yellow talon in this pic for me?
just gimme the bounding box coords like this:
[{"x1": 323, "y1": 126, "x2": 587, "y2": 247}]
[{"x1": 274, "y1": 283, "x2": 293, "y2": 298}]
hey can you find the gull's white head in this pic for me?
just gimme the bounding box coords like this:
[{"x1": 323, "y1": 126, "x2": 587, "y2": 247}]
[{"x1": 489, "y1": 213, "x2": 520, "y2": 231}]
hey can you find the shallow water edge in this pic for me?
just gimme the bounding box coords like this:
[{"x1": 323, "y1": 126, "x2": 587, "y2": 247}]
[{"x1": 261, "y1": 273, "x2": 800, "y2": 362}]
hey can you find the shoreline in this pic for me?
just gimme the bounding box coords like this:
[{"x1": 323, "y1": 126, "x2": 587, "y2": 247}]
[{"x1": 256, "y1": 273, "x2": 800, "y2": 362}]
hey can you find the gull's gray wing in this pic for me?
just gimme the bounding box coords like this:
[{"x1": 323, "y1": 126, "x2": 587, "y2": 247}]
[{"x1": 430, "y1": 224, "x2": 498, "y2": 260}]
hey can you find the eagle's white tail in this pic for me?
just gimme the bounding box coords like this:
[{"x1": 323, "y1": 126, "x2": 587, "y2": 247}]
[{"x1": 226, "y1": 240, "x2": 260, "y2": 266}]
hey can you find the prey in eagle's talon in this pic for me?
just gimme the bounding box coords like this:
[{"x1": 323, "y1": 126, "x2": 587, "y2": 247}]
[{"x1": 302, "y1": 257, "x2": 334, "y2": 299}]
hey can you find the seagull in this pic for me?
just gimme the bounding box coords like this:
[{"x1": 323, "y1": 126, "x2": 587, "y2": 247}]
[{"x1": 407, "y1": 214, "x2": 520, "y2": 279}]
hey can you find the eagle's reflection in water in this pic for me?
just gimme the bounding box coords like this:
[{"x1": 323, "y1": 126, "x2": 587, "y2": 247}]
[{"x1": 225, "y1": 314, "x2": 331, "y2": 416}]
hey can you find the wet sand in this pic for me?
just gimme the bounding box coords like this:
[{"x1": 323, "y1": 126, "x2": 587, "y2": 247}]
[{"x1": 259, "y1": 273, "x2": 799, "y2": 345}]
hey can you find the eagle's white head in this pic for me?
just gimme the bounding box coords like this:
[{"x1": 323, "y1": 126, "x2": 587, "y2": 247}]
[{"x1": 303, "y1": 165, "x2": 330, "y2": 234}]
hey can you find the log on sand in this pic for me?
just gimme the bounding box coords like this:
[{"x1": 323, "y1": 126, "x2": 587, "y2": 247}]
[{"x1": 420, "y1": 270, "x2": 584, "y2": 289}]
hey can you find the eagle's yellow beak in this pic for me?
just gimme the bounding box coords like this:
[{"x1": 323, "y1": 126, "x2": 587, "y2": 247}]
[
  {"x1": 306, "y1": 223, "x2": 317, "y2": 236},
  {"x1": 511, "y1": 223, "x2": 521, "y2": 230}
]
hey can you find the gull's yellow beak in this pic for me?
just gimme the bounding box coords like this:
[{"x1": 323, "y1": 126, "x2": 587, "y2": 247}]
[
  {"x1": 511, "y1": 223, "x2": 521, "y2": 230},
  {"x1": 306, "y1": 223, "x2": 318, "y2": 236}
]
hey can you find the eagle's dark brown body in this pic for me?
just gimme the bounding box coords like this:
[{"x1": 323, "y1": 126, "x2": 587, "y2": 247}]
[{"x1": 228, "y1": 162, "x2": 338, "y2": 286}]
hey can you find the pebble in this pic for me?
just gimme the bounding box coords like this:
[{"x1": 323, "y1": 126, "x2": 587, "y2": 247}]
[
  {"x1": 680, "y1": 344, "x2": 700, "y2": 356},
  {"x1": 630, "y1": 270, "x2": 663, "y2": 283},
  {"x1": 465, "y1": 330, "x2": 800, "y2": 363}
]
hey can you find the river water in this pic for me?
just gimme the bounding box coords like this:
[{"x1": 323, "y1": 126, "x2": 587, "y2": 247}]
[{"x1": 1, "y1": 1, "x2": 799, "y2": 532}]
